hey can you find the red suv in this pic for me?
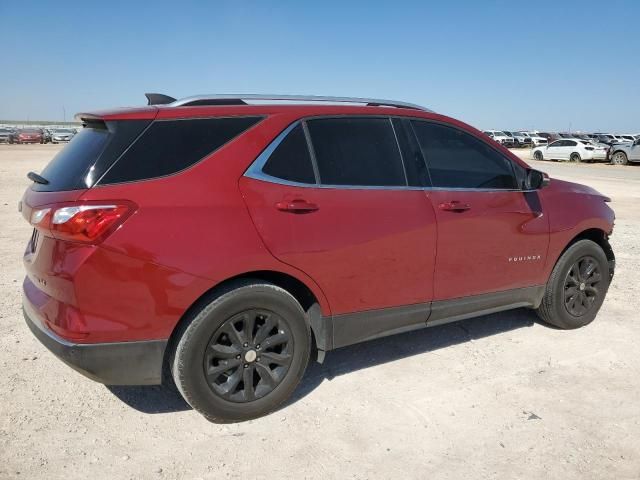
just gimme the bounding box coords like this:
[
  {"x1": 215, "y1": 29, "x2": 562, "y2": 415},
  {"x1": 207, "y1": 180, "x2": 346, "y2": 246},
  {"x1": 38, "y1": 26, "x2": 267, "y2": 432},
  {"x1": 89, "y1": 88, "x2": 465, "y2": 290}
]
[{"x1": 22, "y1": 94, "x2": 615, "y2": 422}]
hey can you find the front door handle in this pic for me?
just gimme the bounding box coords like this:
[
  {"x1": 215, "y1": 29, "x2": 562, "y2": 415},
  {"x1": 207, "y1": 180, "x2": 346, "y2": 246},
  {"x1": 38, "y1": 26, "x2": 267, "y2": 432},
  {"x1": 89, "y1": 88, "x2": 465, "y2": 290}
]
[
  {"x1": 276, "y1": 199, "x2": 319, "y2": 213},
  {"x1": 439, "y1": 201, "x2": 471, "y2": 212}
]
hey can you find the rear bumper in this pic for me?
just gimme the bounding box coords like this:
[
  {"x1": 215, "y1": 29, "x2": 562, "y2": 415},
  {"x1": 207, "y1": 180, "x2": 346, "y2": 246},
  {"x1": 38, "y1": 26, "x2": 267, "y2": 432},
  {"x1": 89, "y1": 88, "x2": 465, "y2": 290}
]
[{"x1": 23, "y1": 299, "x2": 167, "y2": 385}]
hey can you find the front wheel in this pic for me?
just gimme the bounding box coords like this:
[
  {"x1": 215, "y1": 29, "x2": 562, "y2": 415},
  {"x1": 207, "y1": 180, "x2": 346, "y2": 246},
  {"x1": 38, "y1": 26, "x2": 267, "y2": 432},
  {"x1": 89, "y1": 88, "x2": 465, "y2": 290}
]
[
  {"x1": 611, "y1": 151, "x2": 628, "y2": 165},
  {"x1": 533, "y1": 150, "x2": 543, "y2": 161},
  {"x1": 536, "y1": 239, "x2": 610, "y2": 329},
  {"x1": 171, "y1": 280, "x2": 311, "y2": 422}
]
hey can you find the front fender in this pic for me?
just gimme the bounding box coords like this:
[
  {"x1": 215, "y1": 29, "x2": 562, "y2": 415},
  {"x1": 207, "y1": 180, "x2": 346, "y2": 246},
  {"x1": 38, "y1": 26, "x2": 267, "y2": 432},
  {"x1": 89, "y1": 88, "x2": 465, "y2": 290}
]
[{"x1": 539, "y1": 179, "x2": 615, "y2": 278}]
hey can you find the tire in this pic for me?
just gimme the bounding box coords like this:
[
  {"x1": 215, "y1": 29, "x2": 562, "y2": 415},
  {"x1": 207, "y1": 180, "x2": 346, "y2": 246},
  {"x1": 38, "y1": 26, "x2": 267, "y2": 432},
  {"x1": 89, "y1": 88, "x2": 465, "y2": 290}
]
[
  {"x1": 570, "y1": 152, "x2": 581, "y2": 163},
  {"x1": 611, "y1": 151, "x2": 628, "y2": 165},
  {"x1": 533, "y1": 150, "x2": 543, "y2": 161},
  {"x1": 171, "y1": 280, "x2": 311, "y2": 423},
  {"x1": 536, "y1": 239, "x2": 610, "y2": 329}
]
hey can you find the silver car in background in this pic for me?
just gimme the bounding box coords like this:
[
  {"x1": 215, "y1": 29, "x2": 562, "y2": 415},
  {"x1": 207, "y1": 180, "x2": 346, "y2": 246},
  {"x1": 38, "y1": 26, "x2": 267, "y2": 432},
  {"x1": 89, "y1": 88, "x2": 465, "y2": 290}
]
[
  {"x1": 50, "y1": 128, "x2": 76, "y2": 143},
  {"x1": 0, "y1": 127, "x2": 13, "y2": 143}
]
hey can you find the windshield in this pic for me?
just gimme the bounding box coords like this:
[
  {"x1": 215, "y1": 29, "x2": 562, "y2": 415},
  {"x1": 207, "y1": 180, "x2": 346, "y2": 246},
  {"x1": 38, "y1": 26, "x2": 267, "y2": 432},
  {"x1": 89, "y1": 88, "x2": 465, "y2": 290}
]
[{"x1": 54, "y1": 129, "x2": 74, "y2": 134}]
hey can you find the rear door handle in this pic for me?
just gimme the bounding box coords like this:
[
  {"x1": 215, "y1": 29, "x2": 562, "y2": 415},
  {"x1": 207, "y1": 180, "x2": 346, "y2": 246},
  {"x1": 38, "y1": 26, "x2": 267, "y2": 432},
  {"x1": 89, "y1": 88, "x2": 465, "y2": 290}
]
[
  {"x1": 439, "y1": 201, "x2": 471, "y2": 212},
  {"x1": 276, "y1": 199, "x2": 319, "y2": 213}
]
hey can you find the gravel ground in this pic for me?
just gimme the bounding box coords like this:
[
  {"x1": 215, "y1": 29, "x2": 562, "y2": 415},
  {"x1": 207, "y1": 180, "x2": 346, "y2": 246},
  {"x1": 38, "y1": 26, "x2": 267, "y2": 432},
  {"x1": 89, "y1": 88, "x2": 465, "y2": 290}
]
[{"x1": 1, "y1": 145, "x2": 639, "y2": 480}]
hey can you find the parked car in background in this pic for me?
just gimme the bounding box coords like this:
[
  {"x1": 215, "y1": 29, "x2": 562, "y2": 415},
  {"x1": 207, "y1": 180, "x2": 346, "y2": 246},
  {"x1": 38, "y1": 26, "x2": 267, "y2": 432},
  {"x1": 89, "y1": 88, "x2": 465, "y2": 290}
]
[
  {"x1": 525, "y1": 132, "x2": 548, "y2": 147},
  {"x1": 610, "y1": 138, "x2": 640, "y2": 165},
  {"x1": 537, "y1": 132, "x2": 561, "y2": 143},
  {"x1": 616, "y1": 135, "x2": 635, "y2": 143},
  {"x1": 592, "y1": 133, "x2": 618, "y2": 146},
  {"x1": 483, "y1": 130, "x2": 515, "y2": 147},
  {"x1": 41, "y1": 129, "x2": 52, "y2": 144},
  {"x1": 533, "y1": 138, "x2": 609, "y2": 162},
  {"x1": 508, "y1": 131, "x2": 532, "y2": 147},
  {"x1": 0, "y1": 127, "x2": 13, "y2": 143},
  {"x1": 21, "y1": 93, "x2": 615, "y2": 422},
  {"x1": 11, "y1": 128, "x2": 44, "y2": 144},
  {"x1": 50, "y1": 128, "x2": 76, "y2": 143}
]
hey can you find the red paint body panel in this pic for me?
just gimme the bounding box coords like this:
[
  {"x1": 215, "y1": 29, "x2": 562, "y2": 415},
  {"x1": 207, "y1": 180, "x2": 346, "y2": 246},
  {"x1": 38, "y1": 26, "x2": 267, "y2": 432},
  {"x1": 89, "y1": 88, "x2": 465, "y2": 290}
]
[
  {"x1": 22, "y1": 103, "x2": 615, "y2": 347},
  {"x1": 428, "y1": 190, "x2": 550, "y2": 300},
  {"x1": 239, "y1": 178, "x2": 437, "y2": 314},
  {"x1": 537, "y1": 179, "x2": 615, "y2": 278}
]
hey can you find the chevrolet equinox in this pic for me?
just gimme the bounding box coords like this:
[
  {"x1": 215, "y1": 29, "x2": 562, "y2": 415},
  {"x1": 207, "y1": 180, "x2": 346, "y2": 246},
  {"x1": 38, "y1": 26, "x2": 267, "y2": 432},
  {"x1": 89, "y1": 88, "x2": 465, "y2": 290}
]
[{"x1": 21, "y1": 94, "x2": 616, "y2": 422}]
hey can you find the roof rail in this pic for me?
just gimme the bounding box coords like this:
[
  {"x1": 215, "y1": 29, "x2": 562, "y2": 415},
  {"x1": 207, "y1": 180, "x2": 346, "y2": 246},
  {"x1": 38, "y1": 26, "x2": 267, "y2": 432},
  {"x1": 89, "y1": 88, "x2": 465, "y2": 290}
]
[{"x1": 166, "y1": 94, "x2": 432, "y2": 112}]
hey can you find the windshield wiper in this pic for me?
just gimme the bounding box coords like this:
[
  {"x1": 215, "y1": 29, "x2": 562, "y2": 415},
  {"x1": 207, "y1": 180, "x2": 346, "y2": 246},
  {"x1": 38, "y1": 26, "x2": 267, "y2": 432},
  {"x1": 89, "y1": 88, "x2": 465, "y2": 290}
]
[{"x1": 27, "y1": 172, "x2": 49, "y2": 185}]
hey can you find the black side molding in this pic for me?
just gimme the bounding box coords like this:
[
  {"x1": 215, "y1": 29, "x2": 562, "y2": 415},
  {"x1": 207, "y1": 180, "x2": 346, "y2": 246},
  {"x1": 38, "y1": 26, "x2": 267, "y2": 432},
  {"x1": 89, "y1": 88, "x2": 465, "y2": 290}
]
[
  {"x1": 316, "y1": 286, "x2": 545, "y2": 354},
  {"x1": 428, "y1": 285, "x2": 545, "y2": 327},
  {"x1": 145, "y1": 93, "x2": 177, "y2": 105},
  {"x1": 331, "y1": 303, "x2": 431, "y2": 350}
]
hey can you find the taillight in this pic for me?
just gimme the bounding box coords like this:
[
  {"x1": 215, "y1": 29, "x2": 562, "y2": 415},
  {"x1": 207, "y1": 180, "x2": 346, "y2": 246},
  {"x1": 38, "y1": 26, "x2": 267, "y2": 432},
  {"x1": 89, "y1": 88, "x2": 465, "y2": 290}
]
[{"x1": 30, "y1": 202, "x2": 135, "y2": 244}]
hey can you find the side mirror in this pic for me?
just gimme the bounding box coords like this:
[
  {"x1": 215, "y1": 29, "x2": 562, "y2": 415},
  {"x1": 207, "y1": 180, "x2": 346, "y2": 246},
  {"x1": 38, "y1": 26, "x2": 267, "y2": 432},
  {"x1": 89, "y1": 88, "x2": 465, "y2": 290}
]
[{"x1": 527, "y1": 169, "x2": 550, "y2": 190}]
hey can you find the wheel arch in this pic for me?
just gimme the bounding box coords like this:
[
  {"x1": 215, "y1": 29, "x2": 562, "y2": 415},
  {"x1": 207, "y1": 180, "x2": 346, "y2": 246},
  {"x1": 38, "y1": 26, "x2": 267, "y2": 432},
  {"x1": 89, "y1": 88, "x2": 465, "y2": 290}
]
[
  {"x1": 560, "y1": 228, "x2": 615, "y2": 277},
  {"x1": 163, "y1": 270, "x2": 329, "y2": 384}
]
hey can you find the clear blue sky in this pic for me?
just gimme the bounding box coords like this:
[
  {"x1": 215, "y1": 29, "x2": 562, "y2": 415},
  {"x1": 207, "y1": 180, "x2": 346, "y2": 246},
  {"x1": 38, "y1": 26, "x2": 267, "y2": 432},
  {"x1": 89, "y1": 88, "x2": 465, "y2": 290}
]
[{"x1": 1, "y1": 0, "x2": 638, "y2": 132}]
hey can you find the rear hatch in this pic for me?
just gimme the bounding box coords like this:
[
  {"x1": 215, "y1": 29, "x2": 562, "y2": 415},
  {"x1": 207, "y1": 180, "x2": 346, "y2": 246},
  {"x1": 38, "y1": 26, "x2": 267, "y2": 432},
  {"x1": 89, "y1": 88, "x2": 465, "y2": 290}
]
[{"x1": 21, "y1": 114, "x2": 155, "y2": 339}]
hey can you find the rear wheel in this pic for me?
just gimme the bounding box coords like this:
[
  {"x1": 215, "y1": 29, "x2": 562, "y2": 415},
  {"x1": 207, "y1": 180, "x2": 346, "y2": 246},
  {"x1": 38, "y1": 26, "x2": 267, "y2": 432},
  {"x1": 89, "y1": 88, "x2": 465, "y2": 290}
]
[
  {"x1": 570, "y1": 152, "x2": 581, "y2": 163},
  {"x1": 536, "y1": 240, "x2": 610, "y2": 329},
  {"x1": 611, "y1": 151, "x2": 628, "y2": 165},
  {"x1": 533, "y1": 150, "x2": 543, "y2": 161},
  {"x1": 171, "y1": 280, "x2": 311, "y2": 422}
]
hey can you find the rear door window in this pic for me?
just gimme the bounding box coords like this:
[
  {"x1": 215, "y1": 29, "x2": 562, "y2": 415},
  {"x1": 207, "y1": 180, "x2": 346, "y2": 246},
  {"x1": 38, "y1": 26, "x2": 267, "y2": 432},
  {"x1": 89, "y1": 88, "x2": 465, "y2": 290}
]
[
  {"x1": 306, "y1": 117, "x2": 406, "y2": 187},
  {"x1": 410, "y1": 120, "x2": 517, "y2": 190},
  {"x1": 100, "y1": 117, "x2": 262, "y2": 185}
]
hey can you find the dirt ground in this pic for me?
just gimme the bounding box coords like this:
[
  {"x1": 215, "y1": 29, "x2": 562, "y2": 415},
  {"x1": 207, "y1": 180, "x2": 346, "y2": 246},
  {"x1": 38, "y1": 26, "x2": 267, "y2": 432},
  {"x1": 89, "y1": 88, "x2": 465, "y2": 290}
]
[{"x1": 1, "y1": 144, "x2": 639, "y2": 480}]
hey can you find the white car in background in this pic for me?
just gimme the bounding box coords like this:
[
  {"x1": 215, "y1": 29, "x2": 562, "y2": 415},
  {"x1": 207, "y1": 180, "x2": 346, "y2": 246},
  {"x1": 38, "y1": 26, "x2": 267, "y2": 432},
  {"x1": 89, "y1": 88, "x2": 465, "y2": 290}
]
[
  {"x1": 532, "y1": 138, "x2": 609, "y2": 162},
  {"x1": 482, "y1": 130, "x2": 514, "y2": 147},
  {"x1": 616, "y1": 134, "x2": 636, "y2": 143},
  {"x1": 508, "y1": 131, "x2": 533, "y2": 147},
  {"x1": 524, "y1": 132, "x2": 548, "y2": 146}
]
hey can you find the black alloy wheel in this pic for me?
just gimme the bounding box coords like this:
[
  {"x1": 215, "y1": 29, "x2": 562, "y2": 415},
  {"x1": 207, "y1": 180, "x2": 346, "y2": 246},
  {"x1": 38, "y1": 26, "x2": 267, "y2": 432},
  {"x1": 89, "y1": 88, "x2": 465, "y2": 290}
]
[
  {"x1": 171, "y1": 280, "x2": 311, "y2": 422},
  {"x1": 536, "y1": 239, "x2": 611, "y2": 329},
  {"x1": 563, "y1": 256, "x2": 601, "y2": 317},
  {"x1": 203, "y1": 309, "x2": 293, "y2": 403}
]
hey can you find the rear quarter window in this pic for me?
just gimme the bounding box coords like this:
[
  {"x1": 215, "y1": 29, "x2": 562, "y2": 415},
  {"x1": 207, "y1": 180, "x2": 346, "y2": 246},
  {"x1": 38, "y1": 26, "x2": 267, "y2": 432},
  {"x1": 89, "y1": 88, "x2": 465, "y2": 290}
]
[
  {"x1": 33, "y1": 120, "x2": 151, "y2": 192},
  {"x1": 99, "y1": 117, "x2": 262, "y2": 185}
]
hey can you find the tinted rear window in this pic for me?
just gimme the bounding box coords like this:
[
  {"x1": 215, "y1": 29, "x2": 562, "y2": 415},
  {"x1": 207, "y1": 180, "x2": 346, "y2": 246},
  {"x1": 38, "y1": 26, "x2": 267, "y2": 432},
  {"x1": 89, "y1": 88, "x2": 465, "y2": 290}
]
[
  {"x1": 99, "y1": 117, "x2": 262, "y2": 185},
  {"x1": 33, "y1": 120, "x2": 150, "y2": 192},
  {"x1": 306, "y1": 117, "x2": 406, "y2": 187}
]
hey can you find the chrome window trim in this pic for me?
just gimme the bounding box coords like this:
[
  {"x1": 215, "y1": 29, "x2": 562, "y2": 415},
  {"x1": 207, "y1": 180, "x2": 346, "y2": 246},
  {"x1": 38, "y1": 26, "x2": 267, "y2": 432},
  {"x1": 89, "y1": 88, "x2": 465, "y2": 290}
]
[
  {"x1": 244, "y1": 115, "x2": 535, "y2": 193},
  {"x1": 245, "y1": 121, "x2": 309, "y2": 183}
]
